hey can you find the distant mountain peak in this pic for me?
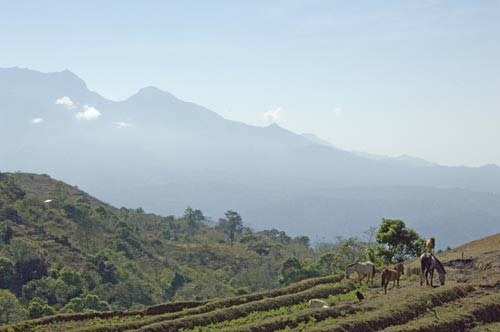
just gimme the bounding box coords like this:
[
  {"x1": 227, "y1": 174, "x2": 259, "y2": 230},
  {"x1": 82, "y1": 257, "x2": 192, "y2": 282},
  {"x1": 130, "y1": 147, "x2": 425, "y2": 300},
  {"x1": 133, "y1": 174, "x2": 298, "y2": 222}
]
[
  {"x1": 60, "y1": 68, "x2": 78, "y2": 77},
  {"x1": 1, "y1": 67, "x2": 85, "y2": 85},
  {"x1": 126, "y1": 86, "x2": 178, "y2": 104}
]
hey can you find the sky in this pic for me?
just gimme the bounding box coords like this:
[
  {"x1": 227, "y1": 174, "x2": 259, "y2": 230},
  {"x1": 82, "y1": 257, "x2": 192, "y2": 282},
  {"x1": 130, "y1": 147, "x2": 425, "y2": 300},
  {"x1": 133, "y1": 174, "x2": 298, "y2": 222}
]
[{"x1": 1, "y1": 0, "x2": 499, "y2": 167}]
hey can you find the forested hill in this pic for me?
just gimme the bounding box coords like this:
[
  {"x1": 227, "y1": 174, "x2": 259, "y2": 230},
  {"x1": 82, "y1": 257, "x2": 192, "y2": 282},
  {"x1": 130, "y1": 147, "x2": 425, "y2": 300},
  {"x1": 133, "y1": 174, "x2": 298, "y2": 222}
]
[
  {"x1": 0, "y1": 172, "x2": 317, "y2": 319},
  {"x1": 3, "y1": 68, "x2": 500, "y2": 248}
]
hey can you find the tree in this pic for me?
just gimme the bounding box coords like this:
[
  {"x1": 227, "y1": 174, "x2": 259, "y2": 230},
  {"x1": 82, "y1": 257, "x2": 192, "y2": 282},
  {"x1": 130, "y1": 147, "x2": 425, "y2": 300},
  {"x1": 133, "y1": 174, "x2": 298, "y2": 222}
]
[
  {"x1": 376, "y1": 218, "x2": 423, "y2": 263},
  {"x1": 0, "y1": 257, "x2": 14, "y2": 290},
  {"x1": 279, "y1": 257, "x2": 304, "y2": 285},
  {"x1": 22, "y1": 277, "x2": 72, "y2": 305},
  {"x1": 49, "y1": 181, "x2": 70, "y2": 208},
  {"x1": 0, "y1": 175, "x2": 26, "y2": 203},
  {"x1": 278, "y1": 257, "x2": 319, "y2": 285},
  {"x1": 58, "y1": 267, "x2": 84, "y2": 299},
  {"x1": 27, "y1": 297, "x2": 56, "y2": 319},
  {"x1": 63, "y1": 203, "x2": 93, "y2": 252},
  {"x1": 63, "y1": 294, "x2": 109, "y2": 313},
  {"x1": 63, "y1": 296, "x2": 85, "y2": 313},
  {"x1": 314, "y1": 252, "x2": 337, "y2": 275},
  {"x1": 183, "y1": 207, "x2": 205, "y2": 235},
  {"x1": 217, "y1": 210, "x2": 243, "y2": 246},
  {"x1": 0, "y1": 289, "x2": 26, "y2": 324},
  {"x1": 10, "y1": 238, "x2": 49, "y2": 292},
  {"x1": 0, "y1": 223, "x2": 13, "y2": 244},
  {"x1": 183, "y1": 207, "x2": 205, "y2": 223}
]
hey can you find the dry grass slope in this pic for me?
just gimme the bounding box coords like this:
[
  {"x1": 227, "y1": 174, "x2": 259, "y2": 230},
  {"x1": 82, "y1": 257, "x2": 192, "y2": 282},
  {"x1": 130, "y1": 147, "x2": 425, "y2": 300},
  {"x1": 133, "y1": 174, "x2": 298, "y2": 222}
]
[{"x1": 2, "y1": 234, "x2": 499, "y2": 332}]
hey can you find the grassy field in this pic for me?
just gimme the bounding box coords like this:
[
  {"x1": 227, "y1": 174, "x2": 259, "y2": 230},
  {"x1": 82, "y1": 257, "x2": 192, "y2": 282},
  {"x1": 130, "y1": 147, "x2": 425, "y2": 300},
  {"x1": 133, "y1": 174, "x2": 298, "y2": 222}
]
[{"x1": 2, "y1": 234, "x2": 499, "y2": 332}]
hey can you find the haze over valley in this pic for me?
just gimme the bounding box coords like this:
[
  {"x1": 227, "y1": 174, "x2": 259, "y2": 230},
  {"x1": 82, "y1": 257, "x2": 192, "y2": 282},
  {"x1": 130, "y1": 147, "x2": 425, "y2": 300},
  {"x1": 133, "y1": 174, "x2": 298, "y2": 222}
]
[{"x1": 1, "y1": 67, "x2": 499, "y2": 248}]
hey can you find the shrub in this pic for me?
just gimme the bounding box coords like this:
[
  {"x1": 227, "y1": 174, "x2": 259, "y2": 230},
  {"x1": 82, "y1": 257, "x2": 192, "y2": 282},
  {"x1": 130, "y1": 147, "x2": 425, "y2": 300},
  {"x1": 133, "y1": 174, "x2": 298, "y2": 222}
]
[
  {"x1": 0, "y1": 289, "x2": 27, "y2": 324},
  {"x1": 28, "y1": 297, "x2": 56, "y2": 319}
]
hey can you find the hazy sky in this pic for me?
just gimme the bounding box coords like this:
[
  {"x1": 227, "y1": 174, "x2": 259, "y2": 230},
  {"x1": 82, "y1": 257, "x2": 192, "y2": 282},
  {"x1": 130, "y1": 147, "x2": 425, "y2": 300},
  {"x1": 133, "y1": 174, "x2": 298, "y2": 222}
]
[{"x1": 1, "y1": 0, "x2": 499, "y2": 166}]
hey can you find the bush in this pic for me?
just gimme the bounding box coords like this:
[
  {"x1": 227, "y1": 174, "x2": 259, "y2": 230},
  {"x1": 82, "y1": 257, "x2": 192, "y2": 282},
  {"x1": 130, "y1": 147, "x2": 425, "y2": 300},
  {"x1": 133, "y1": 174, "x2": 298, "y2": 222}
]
[
  {"x1": 63, "y1": 294, "x2": 109, "y2": 313},
  {"x1": 0, "y1": 224, "x2": 13, "y2": 244},
  {"x1": 0, "y1": 257, "x2": 14, "y2": 290},
  {"x1": 28, "y1": 297, "x2": 56, "y2": 319},
  {"x1": 0, "y1": 289, "x2": 27, "y2": 324}
]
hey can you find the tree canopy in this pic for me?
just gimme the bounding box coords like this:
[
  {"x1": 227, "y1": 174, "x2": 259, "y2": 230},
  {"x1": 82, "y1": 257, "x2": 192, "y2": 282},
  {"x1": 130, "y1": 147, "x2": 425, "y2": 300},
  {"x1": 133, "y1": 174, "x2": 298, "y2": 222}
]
[{"x1": 376, "y1": 218, "x2": 423, "y2": 263}]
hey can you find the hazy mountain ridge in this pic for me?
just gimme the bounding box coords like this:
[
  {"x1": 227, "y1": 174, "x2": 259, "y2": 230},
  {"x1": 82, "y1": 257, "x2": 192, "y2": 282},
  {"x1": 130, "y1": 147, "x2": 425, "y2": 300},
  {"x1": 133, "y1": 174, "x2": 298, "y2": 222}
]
[{"x1": 1, "y1": 67, "x2": 500, "y2": 247}]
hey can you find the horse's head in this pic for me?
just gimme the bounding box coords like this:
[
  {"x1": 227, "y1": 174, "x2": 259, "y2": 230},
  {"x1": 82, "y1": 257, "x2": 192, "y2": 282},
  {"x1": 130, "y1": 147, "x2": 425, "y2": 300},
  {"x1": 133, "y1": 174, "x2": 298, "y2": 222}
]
[
  {"x1": 396, "y1": 263, "x2": 405, "y2": 275},
  {"x1": 438, "y1": 271, "x2": 445, "y2": 285},
  {"x1": 345, "y1": 263, "x2": 354, "y2": 279}
]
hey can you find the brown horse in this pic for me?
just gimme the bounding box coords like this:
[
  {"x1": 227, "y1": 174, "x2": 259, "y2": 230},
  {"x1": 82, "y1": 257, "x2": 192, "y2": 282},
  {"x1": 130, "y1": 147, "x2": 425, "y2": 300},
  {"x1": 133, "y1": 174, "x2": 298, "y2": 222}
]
[
  {"x1": 422, "y1": 237, "x2": 435, "y2": 254},
  {"x1": 381, "y1": 263, "x2": 404, "y2": 294}
]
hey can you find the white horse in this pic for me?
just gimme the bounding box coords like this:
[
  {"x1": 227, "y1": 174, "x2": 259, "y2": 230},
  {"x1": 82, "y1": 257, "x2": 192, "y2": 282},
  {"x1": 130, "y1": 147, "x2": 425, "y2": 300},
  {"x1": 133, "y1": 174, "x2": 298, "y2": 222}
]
[
  {"x1": 345, "y1": 261, "x2": 376, "y2": 286},
  {"x1": 308, "y1": 299, "x2": 330, "y2": 308}
]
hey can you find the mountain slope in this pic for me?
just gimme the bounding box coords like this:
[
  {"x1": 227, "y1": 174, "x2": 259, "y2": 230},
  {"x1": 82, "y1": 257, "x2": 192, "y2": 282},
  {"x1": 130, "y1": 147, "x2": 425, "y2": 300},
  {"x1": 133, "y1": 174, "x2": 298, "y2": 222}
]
[
  {"x1": 2, "y1": 67, "x2": 500, "y2": 247},
  {"x1": 0, "y1": 172, "x2": 313, "y2": 314},
  {"x1": 3, "y1": 233, "x2": 499, "y2": 332}
]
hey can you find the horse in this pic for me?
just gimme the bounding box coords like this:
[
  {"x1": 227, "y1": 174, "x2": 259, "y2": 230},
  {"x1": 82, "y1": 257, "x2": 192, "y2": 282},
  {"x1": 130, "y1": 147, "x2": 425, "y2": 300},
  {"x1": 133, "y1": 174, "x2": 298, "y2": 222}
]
[
  {"x1": 422, "y1": 237, "x2": 435, "y2": 254},
  {"x1": 381, "y1": 262, "x2": 404, "y2": 294},
  {"x1": 308, "y1": 299, "x2": 329, "y2": 308},
  {"x1": 345, "y1": 261, "x2": 376, "y2": 286},
  {"x1": 420, "y1": 253, "x2": 446, "y2": 287}
]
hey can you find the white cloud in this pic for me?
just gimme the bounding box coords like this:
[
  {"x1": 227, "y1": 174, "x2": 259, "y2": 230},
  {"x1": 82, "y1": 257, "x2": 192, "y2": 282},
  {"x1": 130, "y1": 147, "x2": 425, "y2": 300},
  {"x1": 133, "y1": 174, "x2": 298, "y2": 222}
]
[
  {"x1": 75, "y1": 105, "x2": 101, "y2": 121},
  {"x1": 55, "y1": 96, "x2": 76, "y2": 109},
  {"x1": 264, "y1": 106, "x2": 284, "y2": 123},
  {"x1": 31, "y1": 117, "x2": 44, "y2": 124},
  {"x1": 113, "y1": 121, "x2": 133, "y2": 128},
  {"x1": 333, "y1": 107, "x2": 343, "y2": 116}
]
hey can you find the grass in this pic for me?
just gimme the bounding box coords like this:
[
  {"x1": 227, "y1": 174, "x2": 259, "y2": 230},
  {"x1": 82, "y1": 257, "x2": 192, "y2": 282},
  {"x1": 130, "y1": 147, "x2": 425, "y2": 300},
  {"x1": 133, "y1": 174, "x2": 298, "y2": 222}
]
[{"x1": 2, "y1": 234, "x2": 499, "y2": 332}]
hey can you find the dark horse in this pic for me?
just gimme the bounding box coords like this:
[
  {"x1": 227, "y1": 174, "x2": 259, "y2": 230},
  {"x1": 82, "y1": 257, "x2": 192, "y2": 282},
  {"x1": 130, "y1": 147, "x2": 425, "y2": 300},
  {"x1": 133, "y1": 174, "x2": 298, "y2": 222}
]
[{"x1": 420, "y1": 253, "x2": 446, "y2": 286}]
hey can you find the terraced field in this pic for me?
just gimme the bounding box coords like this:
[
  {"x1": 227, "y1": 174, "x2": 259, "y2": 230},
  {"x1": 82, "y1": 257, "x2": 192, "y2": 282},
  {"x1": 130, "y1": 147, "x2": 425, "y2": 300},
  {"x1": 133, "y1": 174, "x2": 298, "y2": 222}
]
[{"x1": 2, "y1": 234, "x2": 499, "y2": 332}]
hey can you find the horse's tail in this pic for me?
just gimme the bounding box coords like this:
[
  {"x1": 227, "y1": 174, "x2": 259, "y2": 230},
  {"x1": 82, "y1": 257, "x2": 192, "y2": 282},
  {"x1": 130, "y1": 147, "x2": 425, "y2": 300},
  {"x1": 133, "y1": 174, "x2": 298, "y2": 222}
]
[
  {"x1": 381, "y1": 269, "x2": 385, "y2": 287},
  {"x1": 372, "y1": 264, "x2": 376, "y2": 278}
]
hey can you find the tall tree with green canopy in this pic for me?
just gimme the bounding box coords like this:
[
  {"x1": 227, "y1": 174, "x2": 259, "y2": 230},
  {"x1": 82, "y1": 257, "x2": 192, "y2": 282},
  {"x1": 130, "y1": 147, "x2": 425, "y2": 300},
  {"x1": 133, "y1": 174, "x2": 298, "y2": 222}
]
[
  {"x1": 0, "y1": 289, "x2": 26, "y2": 324},
  {"x1": 376, "y1": 218, "x2": 423, "y2": 263},
  {"x1": 279, "y1": 257, "x2": 304, "y2": 285},
  {"x1": 217, "y1": 210, "x2": 243, "y2": 246},
  {"x1": 183, "y1": 207, "x2": 205, "y2": 235}
]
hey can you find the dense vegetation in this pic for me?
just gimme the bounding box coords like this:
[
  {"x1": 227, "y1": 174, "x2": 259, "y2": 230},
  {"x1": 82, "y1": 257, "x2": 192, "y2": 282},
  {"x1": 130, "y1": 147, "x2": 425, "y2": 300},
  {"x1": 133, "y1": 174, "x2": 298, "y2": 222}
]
[
  {"x1": 2, "y1": 237, "x2": 499, "y2": 332},
  {"x1": 0, "y1": 172, "x2": 425, "y2": 325}
]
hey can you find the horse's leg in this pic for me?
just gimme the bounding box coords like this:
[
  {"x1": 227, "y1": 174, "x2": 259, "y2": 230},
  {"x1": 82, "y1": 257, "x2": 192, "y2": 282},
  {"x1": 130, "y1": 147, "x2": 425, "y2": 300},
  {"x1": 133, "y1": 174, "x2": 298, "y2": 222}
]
[
  {"x1": 430, "y1": 268, "x2": 434, "y2": 286},
  {"x1": 425, "y1": 269, "x2": 430, "y2": 286}
]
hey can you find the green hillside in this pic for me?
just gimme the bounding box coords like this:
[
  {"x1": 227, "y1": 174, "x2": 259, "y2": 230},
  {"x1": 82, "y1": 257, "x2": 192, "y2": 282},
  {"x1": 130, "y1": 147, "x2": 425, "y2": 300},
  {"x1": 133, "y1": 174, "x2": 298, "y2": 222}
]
[
  {"x1": 3, "y1": 172, "x2": 497, "y2": 331},
  {"x1": 0, "y1": 172, "x2": 324, "y2": 321},
  {"x1": 2, "y1": 234, "x2": 499, "y2": 332}
]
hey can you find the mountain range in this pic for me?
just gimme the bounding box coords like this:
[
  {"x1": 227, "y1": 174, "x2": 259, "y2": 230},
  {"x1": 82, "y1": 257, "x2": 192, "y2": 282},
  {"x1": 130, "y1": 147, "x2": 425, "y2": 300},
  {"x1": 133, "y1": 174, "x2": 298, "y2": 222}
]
[{"x1": 1, "y1": 67, "x2": 499, "y2": 247}]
